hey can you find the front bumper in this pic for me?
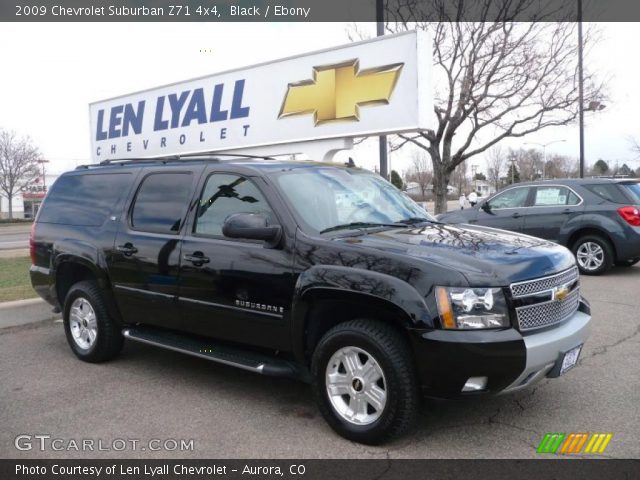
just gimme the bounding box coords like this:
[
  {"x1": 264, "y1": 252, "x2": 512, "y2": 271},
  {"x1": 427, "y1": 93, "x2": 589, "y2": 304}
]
[
  {"x1": 500, "y1": 309, "x2": 590, "y2": 393},
  {"x1": 409, "y1": 299, "x2": 591, "y2": 398}
]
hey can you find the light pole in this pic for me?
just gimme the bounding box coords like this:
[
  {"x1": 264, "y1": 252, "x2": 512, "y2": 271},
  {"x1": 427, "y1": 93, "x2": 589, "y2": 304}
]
[
  {"x1": 471, "y1": 164, "x2": 478, "y2": 193},
  {"x1": 524, "y1": 140, "x2": 566, "y2": 179},
  {"x1": 37, "y1": 159, "x2": 50, "y2": 189},
  {"x1": 578, "y1": 0, "x2": 585, "y2": 177},
  {"x1": 376, "y1": 0, "x2": 388, "y2": 179}
]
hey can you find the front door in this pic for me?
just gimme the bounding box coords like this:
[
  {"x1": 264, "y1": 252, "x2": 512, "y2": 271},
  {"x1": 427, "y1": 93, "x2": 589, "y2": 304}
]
[
  {"x1": 110, "y1": 168, "x2": 201, "y2": 330},
  {"x1": 476, "y1": 186, "x2": 532, "y2": 232},
  {"x1": 178, "y1": 172, "x2": 295, "y2": 351}
]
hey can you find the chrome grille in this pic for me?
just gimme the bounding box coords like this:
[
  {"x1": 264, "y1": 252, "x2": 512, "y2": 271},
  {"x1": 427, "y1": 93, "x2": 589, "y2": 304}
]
[
  {"x1": 510, "y1": 266, "x2": 581, "y2": 331},
  {"x1": 510, "y1": 266, "x2": 579, "y2": 298},
  {"x1": 515, "y1": 288, "x2": 580, "y2": 331}
]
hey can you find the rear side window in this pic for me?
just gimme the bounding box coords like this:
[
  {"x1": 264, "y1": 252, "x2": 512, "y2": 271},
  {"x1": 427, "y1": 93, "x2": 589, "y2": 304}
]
[
  {"x1": 131, "y1": 173, "x2": 193, "y2": 234},
  {"x1": 38, "y1": 173, "x2": 132, "y2": 226},
  {"x1": 620, "y1": 183, "x2": 640, "y2": 203},
  {"x1": 584, "y1": 184, "x2": 629, "y2": 204},
  {"x1": 533, "y1": 186, "x2": 581, "y2": 206}
]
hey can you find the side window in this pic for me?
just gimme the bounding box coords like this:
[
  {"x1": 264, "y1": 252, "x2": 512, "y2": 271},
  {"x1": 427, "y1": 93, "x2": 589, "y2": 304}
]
[
  {"x1": 533, "y1": 186, "x2": 581, "y2": 206},
  {"x1": 585, "y1": 184, "x2": 629, "y2": 204},
  {"x1": 38, "y1": 173, "x2": 133, "y2": 226},
  {"x1": 131, "y1": 173, "x2": 193, "y2": 234},
  {"x1": 487, "y1": 187, "x2": 530, "y2": 209},
  {"x1": 195, "y1": 174, "x2": 274, "y2": 237}
]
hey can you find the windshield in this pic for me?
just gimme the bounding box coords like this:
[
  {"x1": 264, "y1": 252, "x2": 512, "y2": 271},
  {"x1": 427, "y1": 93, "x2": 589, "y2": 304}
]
[
  {"x1": 273, "y1": 167, "x2": 435, "y2": 233},
  {"x1": 621, "y1": 182, "x2": 640, "y2": 203}
]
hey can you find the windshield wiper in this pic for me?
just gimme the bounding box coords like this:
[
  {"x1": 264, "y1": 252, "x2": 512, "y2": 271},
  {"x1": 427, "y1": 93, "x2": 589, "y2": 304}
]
[
  {"x1": 320, "y1": 222, "x2": 408, "y2": 234},
  {"x1": 396, "y1": 216, "x2": 438, "y2": 225}
]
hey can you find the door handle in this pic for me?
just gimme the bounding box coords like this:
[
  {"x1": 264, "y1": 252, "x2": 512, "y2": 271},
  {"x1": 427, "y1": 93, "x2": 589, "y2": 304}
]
[
  {"x1": 117, "y1": 243, "x2": 138, "y2": 256},
  {"x1": 183, "y1": 252, "x2": 210, "y2": 265},
  {"x1": 562, "y1": 209, "x2": 573, "y2": 214},
  {"x1": 511, "y1": 212, "x2": 521, "y2": 218}
]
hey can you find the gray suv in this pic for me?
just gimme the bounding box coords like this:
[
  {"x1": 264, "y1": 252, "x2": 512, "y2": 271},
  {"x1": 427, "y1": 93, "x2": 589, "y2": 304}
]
[{"x1": 439, "y1": 178, "x2": 640, "y2": 275}]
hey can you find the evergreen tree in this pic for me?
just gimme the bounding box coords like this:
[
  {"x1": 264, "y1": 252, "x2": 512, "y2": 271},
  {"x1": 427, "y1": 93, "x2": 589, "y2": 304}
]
[
  {"x1": 593, "y1": 159, "x2": 609, "y2": 175},
  {"x1": 506, "y1": 163, "x2": 520, "y2": 184},
  {"x1": 390, "y1": 170, "x2": 404, "y2": 190}
]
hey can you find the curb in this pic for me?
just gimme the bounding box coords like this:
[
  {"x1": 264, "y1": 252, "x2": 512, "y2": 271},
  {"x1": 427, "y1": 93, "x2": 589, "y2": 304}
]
[
  {"x1": 0, "y1": 297, "x2": 61, "y2": 329},
  {"x1": 0, "y1": 297, "x2": 43, "y2": 310}
]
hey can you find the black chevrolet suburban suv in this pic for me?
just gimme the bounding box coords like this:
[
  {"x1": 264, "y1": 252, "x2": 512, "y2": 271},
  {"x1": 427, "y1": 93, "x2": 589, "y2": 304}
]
[{"x1": 30, "y1": 157, "x2": 591, "y2": 444}]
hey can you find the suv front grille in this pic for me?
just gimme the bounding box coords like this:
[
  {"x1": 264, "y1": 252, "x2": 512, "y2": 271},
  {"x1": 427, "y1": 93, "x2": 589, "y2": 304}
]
[
  {"x1": 515, "y1": 288, "x2": 580, "y2": 331},
  {"x1": 510, "y1": 266, "x2": 579, "y2": 297},
  {"x1": 510, "y1": 267, "x2": 581, "y2": 331}
]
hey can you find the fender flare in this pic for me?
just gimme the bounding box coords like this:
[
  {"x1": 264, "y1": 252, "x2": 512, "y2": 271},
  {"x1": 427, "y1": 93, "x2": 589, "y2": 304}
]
[{"x1": 290, "y1": 265, "x2": 432, "y2": 362}]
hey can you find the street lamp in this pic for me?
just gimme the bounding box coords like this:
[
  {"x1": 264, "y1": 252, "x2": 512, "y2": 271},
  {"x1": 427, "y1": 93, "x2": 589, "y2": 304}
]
[
  {"x1": 376, "y1": 0, "x2": 388, "y2": 179},
  {"x1": 524, "y1": 140, "x2": 566, "y2": 179},
  {"x1": 37, "y1": 159, "x2": 50, "y2": 189},
  {"x1": 471, "y1": 164, "x2": 478, "y2": 193}
]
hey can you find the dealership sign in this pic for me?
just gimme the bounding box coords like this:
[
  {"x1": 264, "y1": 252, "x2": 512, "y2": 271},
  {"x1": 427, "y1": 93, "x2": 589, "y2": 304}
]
[{"x1": 89, "y1": 31, "x2": 433, "y2": 161}]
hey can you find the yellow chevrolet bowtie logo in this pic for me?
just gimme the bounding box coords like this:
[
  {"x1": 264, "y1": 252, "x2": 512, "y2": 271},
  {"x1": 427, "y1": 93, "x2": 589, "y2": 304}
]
[
  {"x1": 279, "y1": 60, "x2": 403, "y2": 125},
  {"x1": 553, "y1": 285, "x2": 570, "y2": 302}
]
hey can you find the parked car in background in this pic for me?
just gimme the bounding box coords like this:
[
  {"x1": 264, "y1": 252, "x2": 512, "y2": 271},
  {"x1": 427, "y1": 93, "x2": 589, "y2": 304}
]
[{"x1": 439, "y1": 178, "x2": 640, "y2": 275}]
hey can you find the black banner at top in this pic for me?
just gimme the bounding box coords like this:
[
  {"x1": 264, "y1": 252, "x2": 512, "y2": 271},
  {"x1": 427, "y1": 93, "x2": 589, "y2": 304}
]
[{"x1": 2, "y1": 0, "x2": 640, "y2": 22}]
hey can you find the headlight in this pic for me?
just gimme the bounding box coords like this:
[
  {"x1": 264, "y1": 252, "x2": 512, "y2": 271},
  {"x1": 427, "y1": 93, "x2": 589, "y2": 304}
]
[{"x1": 435, "y1": 286, "x2": 510, "y2": 329}]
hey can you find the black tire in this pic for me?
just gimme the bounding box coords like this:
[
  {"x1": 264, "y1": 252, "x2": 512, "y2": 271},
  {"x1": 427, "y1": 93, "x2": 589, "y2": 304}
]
[
  {"x1": 571, "y1": 234, "x2": 614, "y2": 276},
  {"x1": 615, "y1": 258, "x2": 640, "y2": 267},
  {"x1": 63, "y1": 280, "x2": 124, "y2": 363},
  {"x1": 311, "y1": 319, "x2": 419, "y2": 445}
]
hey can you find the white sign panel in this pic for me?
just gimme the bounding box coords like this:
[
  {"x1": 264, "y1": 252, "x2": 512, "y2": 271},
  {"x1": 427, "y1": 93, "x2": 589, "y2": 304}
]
[{"x1": 89, "y1": 30, "x2": 433, "y2": 161}]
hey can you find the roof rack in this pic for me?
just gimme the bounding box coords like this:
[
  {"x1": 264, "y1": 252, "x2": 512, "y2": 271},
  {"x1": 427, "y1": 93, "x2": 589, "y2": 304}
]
[{"x1": 75, "y1": 152, "x2": 277, "y2": 169}]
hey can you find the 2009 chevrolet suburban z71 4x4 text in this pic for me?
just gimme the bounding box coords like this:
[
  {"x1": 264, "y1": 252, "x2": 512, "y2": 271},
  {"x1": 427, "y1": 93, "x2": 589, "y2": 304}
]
[{"x1": 30, "y1": 157, "x2": 591, "y2": 444}]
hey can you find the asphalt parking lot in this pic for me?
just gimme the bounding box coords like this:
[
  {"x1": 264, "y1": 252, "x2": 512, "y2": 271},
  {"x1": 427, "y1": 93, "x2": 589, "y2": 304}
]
[{"x1": 1, "y1": 266, "x2": 638, "y2": 459}]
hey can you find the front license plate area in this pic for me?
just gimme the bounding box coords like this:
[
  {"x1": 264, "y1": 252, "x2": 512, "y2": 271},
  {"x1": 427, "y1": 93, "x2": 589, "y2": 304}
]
[{"x1": 560, "y1": 344, "x2": 582, "y2": 375}]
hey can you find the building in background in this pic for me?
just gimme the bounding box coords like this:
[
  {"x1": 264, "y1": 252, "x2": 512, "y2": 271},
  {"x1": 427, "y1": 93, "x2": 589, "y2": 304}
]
[
  {"x1": 0, "y1": 173, "x2": 59, "y2": 219},
  {"x1": 474, "y1": 180, "x2": 496, "y2": 199}
]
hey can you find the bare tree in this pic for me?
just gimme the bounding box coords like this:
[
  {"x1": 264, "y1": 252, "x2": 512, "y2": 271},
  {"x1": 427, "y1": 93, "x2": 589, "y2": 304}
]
[
  {"x1": 544, "y1": 153, "x2": 578, "y2": 178},
  {"x1": 406, "y1": 150, "x2": 432, "y2": 199},
  {"x1": 485, "y1": 146, "x2": 504, "y2": 191},
  {"x1": 516, "y1": 148, "x2": 544, "y2": 181},
  {"x1": 0, "y1": 129, "x2": 42, "y2": 219},
  {"x1": 382, "y1": 2, "x2": 605, "y2": 213}
]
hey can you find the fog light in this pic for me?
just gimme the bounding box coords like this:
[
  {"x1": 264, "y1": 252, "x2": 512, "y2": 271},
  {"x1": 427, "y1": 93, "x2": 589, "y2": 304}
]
[{"x1": 462, "y1": 376, "x2": 488, "y2": 392}]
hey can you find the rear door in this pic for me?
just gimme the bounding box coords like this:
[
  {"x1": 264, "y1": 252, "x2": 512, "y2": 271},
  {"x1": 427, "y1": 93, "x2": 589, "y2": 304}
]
[
  {"x1": 177, "y1": 170, "x2": 295, "y2": 350},
  {"x1": 475, "y1": 186, "x2": 532, "y2": 232},
  {"x1": 109, "y1": 166, "x2": 202, "y2": 330},
  {"x1": 521, "y1": 185, "x2": 584, "y2": 241}
]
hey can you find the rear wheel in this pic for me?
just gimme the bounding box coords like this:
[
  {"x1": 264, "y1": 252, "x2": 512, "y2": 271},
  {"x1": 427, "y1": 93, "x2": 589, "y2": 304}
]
[
  {"x1": 63, "y1": 280, "x2": 123, "y2": 363},
  {"x1": 572, "y1": 235, "x2": 614, "y2": 276},
  {"x1": 311, "y1": 319, "x2": 419, "y2": 445}
]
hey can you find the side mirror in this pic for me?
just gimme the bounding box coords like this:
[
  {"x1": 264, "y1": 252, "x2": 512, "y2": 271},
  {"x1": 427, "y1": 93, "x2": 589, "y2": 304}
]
[
  {"x1": 222, "y1": 213, "x2": 282, "y2": 247},
  {"x1": 481, "y1": 201, "x2": 492, "y2": 212}
]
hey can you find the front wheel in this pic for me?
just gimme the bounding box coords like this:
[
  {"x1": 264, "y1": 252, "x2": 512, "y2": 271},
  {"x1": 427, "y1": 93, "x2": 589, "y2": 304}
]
[
  {"x1": 311, "y1": 319, "x2": 419, "y2": 445},
  {"x1": 572, "y1": 235, "x2": 614, "y2": 276}
]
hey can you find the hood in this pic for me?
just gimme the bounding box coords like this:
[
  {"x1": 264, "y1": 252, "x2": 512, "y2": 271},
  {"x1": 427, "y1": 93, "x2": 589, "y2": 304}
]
[{"x1": 335, "y1": 223, "x2": 576, "y2": 286}]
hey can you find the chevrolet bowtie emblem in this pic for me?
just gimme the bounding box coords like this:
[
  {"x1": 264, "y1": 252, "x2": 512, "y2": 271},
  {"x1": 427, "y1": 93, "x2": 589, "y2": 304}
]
[
  {"x1": 278, "y1": 60, "x2": 403, "y2": 125},
  {"x1": 552, "y1": 285, "x2": 570, "y2": 302}
]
